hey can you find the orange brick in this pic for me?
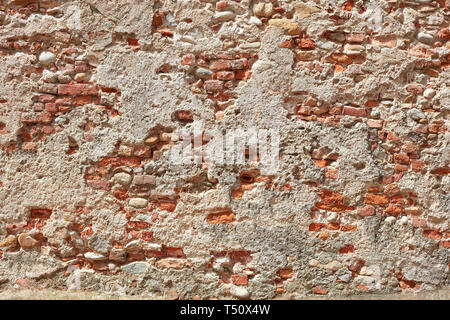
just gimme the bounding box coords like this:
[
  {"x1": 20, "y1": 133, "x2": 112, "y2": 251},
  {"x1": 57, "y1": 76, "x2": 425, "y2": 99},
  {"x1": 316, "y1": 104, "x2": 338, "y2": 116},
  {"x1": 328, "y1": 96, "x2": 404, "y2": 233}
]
[{"x1": 365, "y1": 194, "x2": 389, "y2": 205}]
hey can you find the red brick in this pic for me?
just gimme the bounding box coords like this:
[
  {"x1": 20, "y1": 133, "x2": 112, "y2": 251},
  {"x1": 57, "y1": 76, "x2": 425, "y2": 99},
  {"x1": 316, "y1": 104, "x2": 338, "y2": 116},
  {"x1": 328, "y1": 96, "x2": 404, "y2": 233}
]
[
  {"x1": 128, "y1": 221, "x2": 151, "y2": 230},
  {"x1": 30, "y1": 208, "x2": 52, "y2": 219},
  {"x1": 127, "y1": 38, "x2": 139, "y2": 46},
  {"x1": 177, "y1": 110, "x2": 194, "y2": 122},
  {"x1": 38, "y1": 94, "x2": 56, "y2": 103},
  {"x1": 298, "y1": 39, "x2": 315, "y2": 50},
  {"x1": 182, "y1": 54, "x2": 195, "y2": 66},
  {"x1": 216, "y1": 1, "x2": 228, "y2": 10},
  {"x1": 324, "y1": 168, "x2": 339, "y2": 179},
  {"x1": 304, "y1": 97, "x2": 317, "y2": 107},
  {"x1": 58, "y1": 84, "x2": 98, "y2": 96},
  {"x1": 423, "y1": 229, "x2": 442, "y2": 240},
  {"x1": 394, "y1": 153, "x2": 409, "y2": 164},
  {"x1": 210, "y1": 60, "x2": 232, "y2": 71},
  {"x1": 408, "y1": 46, "x2": 435, "y2": 58},
  {"x1": 87, "y1": 180, "x2": 111, "y2": 190},
  {"x1": 156, "y1": 29, "x2": 174, "y2": 37},
  {"x1": 357, "y1": 205, "x2": 375, "y2": 217},
  {"x1": 343, "y1": 106, "x2": 367, "y2": 117},
  {"x1": 384, "y1": 184, "x2": 401, "y2": 196},
  {"x1": 339, "y1": 244, "x2": 355, "y2": 254},
  {"x1": 318, "y1": 190, "x2": 344, "y2": 204},
  {"x1": 56, "y1": 97, "x2": 72, "y2": 105},
  {"x1": 326, "y1": 222, "x2": 340, "y2": 230},
  {"x1": 365, "y1": 194, "x2": 388, "y2": 205},
  {"x1": 204, "y1": 80, "x2": 223, "y2": 91},
  {"x1": 329, "y1": 53, "x2": 353, "y2": 64},
  {"x1": 411, "y1": 160, "x2": 425, "y2": 172},
  {"x1": 158, "y1": 202, "x2": 177, "y2": 212},
  {"x1": 394, "y1": 164, "x2": 409, "y2": 172},
  {"x1": 207, "y1": 210, "x2": 235, "y2": 224},
  {"x1": 367, "y1": 119, "x2": 383, "y2": 129},
  {"x1": 370, "y1": 36, "x2": 397, "y2": 48},
  {"x1": 439, "y1": 27, "x2": 450, "y2": 40},
  {"x1": 74, "y1": 96, "x2": 91, "y2": 106},
  {"x1": 341, "y1": 225, "x2": 357, "y2": 232},
  {"x1": 365, "y1": 100, "x2": 379, "y2": 107},
  {"x1": 98, "y1": 157, "x2": 141, "y2": 167},
  {"x1": 279, "y1": 268, "x2": 294, "y2": 279},
  {"x1": 406, "y1": 84, "x2": 424, "y2": 95},
  {"x1": 346, "y1": 33, "x2": 365, "y2": 43},
  {"x1": 217, "y1": 71, "x2": 234, "y2": 80},
  {"x1": 235, "y1": 69, "x2": 251, "y2": 80},
  {"x1": 312, "y1": 286, "x2": 328, "y2": 295},
  {"x1": 384, "y1": 205, "x2": 403, "y2": 216},
  {"x1": 315, "y1": 203, "x2": 355, "y2": 212},
  {"x1": 309, "y1": 223, "x2": 326, "y2": 231},
  {"x1": 45, "y1": 103, "x2": 57, "y2": 112},
  {"x1": 133, "y1": 175, "x2": 156, "y2": 186},
  {"x1": 412, "y1": 217, "x2": 426, "y2": 228},
  {"x1": 232, "y1": 274, "x2": 248, "y2": 286},
  {"x1": 114, "y1": 189, "x2": 129, "y2": 200},
  {"x1": 440, "y1": 241, "x2": 450, "y2": 248}
]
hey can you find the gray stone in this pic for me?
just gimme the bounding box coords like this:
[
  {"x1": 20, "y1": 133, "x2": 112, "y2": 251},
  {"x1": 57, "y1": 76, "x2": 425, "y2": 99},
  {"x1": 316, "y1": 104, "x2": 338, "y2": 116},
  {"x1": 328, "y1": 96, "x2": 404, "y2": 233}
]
[
  {"x1": 194, "y1": 67, "x2": 213, "y2": 80},
  {"x1": 121, "y1": 262, "x2": 150, "y2": 274}
]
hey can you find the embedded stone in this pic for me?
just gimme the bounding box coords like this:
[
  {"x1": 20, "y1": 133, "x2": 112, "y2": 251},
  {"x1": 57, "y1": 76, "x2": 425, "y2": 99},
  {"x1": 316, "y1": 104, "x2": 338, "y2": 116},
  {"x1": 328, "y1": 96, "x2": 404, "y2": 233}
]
[
  {"x1": 0, "y1": 235, "x2": 17, "y2": 248},
  {"x1": 213, "y1": 11, "x2": 235, "y2": 22},
  {"x1": 230, "y1": 286, "x2": 250, "y2": 299},
  {"x1": 129, "y1": 198, "x2": 148, "y2": 208},
  {"x1": 343, "y1": 44, "x2": 365, "y2": 55},
  {"x1": 194, "y1": 67, "x2": 213, "y2": 80},
  {"x1": 268, "y1": 19, "x2": 299, "y2": 35},
  {"x1": 18, "y1": 233, "x2": 39, "y2": 249},
  {"x1": 84, "y1": 252, "x2": 107, "y2": 261},
  {"x1": 113, "y1": 172, "x2": 132, "y2": 186},
  {"x1": 417, "y1": 32, "x2": 434, "y2": 44},
  {"x1": 295, "y1": 3, "x2": 321, "y2": 18},
  {"x1": 121, "y1": 262, "x2": 150, "y2": 274},
  {"x1": 423, "y1": 88, "x2": 436, "y2": 99},
  {"x1": 39, "y1": 51, "x2": 56, "y2": 65},
  {"x1": 253, "y1": 2, "x2": 273, "y2": 17}
]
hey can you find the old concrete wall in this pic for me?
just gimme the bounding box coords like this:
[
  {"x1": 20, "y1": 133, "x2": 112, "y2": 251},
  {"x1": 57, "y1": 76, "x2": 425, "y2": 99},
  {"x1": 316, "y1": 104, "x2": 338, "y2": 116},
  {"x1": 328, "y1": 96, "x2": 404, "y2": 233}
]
[{"x1": 0, "y1": 0, "x2": 448, "y2": 299}]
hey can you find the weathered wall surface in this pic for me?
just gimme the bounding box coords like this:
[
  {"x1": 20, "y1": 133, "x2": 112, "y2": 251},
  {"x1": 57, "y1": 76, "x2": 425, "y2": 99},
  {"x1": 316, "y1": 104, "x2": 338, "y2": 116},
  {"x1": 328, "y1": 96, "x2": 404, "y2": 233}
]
[{"x1": 0, "y1": 0, "x2": 448, "y2": 299}]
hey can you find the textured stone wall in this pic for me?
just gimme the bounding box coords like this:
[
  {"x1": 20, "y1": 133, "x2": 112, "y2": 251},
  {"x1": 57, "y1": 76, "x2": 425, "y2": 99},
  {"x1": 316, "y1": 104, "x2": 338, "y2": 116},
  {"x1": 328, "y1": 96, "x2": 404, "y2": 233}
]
[{"x1": 0, "y1": 0, "x2": 448, "y2": 299}]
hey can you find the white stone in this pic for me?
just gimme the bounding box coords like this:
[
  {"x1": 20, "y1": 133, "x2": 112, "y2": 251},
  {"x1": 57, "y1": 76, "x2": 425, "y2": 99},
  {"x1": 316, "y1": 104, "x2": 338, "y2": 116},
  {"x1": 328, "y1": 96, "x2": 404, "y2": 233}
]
[
  {"x1": 113, "y1": 172, "x2": 132, "y2": 186},
  {"x1": 385, "y1": 216, "x2": 396, "y2": 223},
  {"x1": 324, "y1": 260, "x2": 342, "y2": 271},
  {"x1": 309, "y1": 259, "x2": 320, "y2": 267},
  {"x1": 144, "y1": 243, "x2": 162, "y2": 251},
  {"x1": 344, "y1": 44, "x2": 365, "y2": 55},
  {"x1": 407, "y1": 108, "x2": 425, "y2": 120},
  {"x1": 360, "y1": 266, "x2": 375, "y2": 276},
  {"x1": 253, "y1": 2, "x2": 273, "y2": 17},
  {"x1": 249, "y1": 16, "x2": 263, "y2": 26},
  {"x1": 230, "y1": 286, "x2": 250, "y2": 299},
  {"x1": 399, "y1": 216, "x2": 408, "y2": 225},
  {"x1": 417, "y1": 32, "x2": 434, "y2": 44},
  {"x1": 423, "y1": 88, "x2": 436, "y2": 99},
  {"x1": 39, "y1": 51, "x2": 56, "y2": 65},
  {"x1": 213, "y1": 11, "x2": 235, "y2": 22},
  {"x1": 84, "y1": 252, "x2": 107, "y2": 261},
  {"x1": 125, "y1": 240, "x2": 143, "y2": 252},
  {"x1": 129, "y1": 198, "x2": 148, "y2": 208}
]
